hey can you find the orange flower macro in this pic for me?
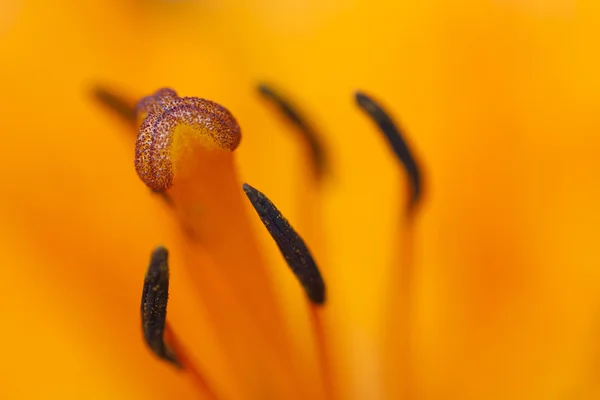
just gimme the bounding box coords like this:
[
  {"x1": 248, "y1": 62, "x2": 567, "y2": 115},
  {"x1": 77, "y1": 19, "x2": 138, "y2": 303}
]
[{"x1": 2, "y1": 0, "x2": 600, "y2": 399}]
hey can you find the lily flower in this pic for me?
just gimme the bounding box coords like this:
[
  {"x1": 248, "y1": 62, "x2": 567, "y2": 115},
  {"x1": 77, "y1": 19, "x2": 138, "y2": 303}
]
[{"x1": 1, "y1": 0, "x2": 600, "y2": 399}]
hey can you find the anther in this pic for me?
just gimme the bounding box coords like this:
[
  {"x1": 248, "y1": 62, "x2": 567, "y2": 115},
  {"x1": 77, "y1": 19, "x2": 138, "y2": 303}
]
[
  {"x1": 92, "y1": 85, "x2": 137, "y2": 125},
  {"x1": 140, "y1": 246, "x2": 180, "y2": 367},
  {"x1": 258, "y1": 84, "x2": 327, "y2": 179},
  {"x1": 355, "y1": 92, "x2": 422, "y2": 209},
  {"x1": 243, "y1": 183, "x2": 326, "y2": 305}
]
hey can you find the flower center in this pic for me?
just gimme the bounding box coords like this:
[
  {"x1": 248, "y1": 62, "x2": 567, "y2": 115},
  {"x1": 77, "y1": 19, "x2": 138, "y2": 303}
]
[{"x1": 134, "y1": 88, "x2": 241, "y2": 192}]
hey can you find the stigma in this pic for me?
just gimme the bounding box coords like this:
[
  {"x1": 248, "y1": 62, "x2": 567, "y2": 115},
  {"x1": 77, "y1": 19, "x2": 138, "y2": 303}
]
[{"x1": 134, "y1": 88, "x2": 241, "y2": 192}]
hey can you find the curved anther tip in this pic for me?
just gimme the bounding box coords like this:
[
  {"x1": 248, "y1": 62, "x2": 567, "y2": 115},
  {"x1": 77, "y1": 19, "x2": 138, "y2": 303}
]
[
  {"x1": 92, "y1": 84, "x2": 137, "y2": 124},
  {"x1": 354, "y1": 91, "x2": 373, "y2": 109},
  {"x1": 257, "y1": 83, "x2": 327, "y2": 179},
  {"x1": 354, "y1": 91, "x2": 423, "y2": 210},
  {"x1": 243, "y1": 182, "x2": 326, "y2": 305},
  {"x1": 257, "y1": 83, "x2": 271, "y2": 95},
  {"x1": 141, "y1": 246, "x2": 180, "y2": 367}
]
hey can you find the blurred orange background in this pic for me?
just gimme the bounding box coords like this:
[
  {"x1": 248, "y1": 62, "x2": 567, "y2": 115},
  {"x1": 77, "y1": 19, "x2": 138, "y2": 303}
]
[{"x1": 1, "y1": 0, "x2": 600, "y2": 399}]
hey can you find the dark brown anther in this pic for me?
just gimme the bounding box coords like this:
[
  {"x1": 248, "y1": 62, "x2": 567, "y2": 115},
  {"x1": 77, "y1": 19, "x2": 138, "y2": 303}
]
[
  {"x1": 258, "y1": 84, "x2": 327, "y2": 180},
  {"x1": 243, "y1": 183, "x2": 326, "y2": 305},
  {"x1": 141, "y1": 246, "x2": 180, "y2": 367},
  {"x1": 92, "y1": 85, "x2": 137, "y2": 125},
  {"x1": 355, "y1": 92, "x2": 422, "y2": 210}
]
